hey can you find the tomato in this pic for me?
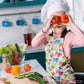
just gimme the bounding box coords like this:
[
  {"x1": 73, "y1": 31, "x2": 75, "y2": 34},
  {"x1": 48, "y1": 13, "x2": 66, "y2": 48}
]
[
  {"x1": 24, "y1": 64, "x2": 31, "y2": 71},
  {"x1": 51, "y1": 16, "x2": 60, "y2": 24},
  {"x1": 61, "y1": 14, "x2": 69, "y2": 23},
  {"x1": 5, "y1": 66, "x2": 12, "y2": 73}
]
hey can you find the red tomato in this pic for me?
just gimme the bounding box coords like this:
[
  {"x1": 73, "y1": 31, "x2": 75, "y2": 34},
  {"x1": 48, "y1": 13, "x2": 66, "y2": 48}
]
[
  {"x1": 5, "y1": 66, "x2": 12, "y2": 73},
  {"x1": 51, "y1": 16, "x2": 60, "y2": 24},
  {"x1": 24, "y1": 64, "x2": 31, "y2": 71},
  {"x1": 61, "y1": 14, "x2": 69, "y2": 23}
]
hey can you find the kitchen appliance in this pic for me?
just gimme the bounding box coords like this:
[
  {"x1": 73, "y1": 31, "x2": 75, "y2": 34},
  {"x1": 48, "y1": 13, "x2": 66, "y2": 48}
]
[
  {"x1": 71, "y1": 51, "x2": 84, "y2": 84},
  {"x1": 75, "y1": 73, "x2": 84, "y2": 84}
]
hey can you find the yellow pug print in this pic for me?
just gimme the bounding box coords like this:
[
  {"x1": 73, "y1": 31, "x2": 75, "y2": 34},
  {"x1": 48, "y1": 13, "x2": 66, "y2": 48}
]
[
  {"x1": 48, "y1": 36, "x2": 52, "y2": 40},
  {"x1": 51, "y1": 63, "x2": 57, "y2": 69},
  {"x1": 51, "y1": 45, "x2": 58, "y2": 51},
  {"x1": 46, "y1": 54, "x2": 49, "y2": 59}
]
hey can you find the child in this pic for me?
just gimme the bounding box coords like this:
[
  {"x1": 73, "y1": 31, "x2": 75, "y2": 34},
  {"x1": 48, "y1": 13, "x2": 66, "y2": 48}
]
[{"x1": 31, "y1": 0, "x2": 84, "y2": 83}]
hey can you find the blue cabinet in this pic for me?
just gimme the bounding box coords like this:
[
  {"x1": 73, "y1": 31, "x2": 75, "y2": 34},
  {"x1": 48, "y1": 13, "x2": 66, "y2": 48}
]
[
  {"x1": 16, "y1": 0, "x2": 46, "y2": 6},
  {"x1": 0, "y1": 0, "x2": 46, "y2": 8},
  {"x1": 0, "y1": 0, "x2": 14, "y2": 8}
]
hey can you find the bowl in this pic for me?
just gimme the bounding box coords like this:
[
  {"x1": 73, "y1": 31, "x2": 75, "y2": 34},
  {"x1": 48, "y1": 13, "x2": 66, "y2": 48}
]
[{"x1": 7, "y1": 52, "x2": 26, "y2": 65}]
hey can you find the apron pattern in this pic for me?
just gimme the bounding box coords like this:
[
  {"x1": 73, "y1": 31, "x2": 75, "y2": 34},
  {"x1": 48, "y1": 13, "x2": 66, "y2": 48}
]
[{"x1": 45, "y1": 35, "x2": 76, "y2": 84}]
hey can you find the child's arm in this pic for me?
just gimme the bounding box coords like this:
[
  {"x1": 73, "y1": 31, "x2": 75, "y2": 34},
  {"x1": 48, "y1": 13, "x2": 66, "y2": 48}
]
[
  {"x1": 31, "y1": 15, "x2": 53, "y2": 47},
  {"x1": 64, "y1": 14, "x2": 84, "y2": 46},
  {"x1": 70, "y1": 24, "x2": 84, "y2": 46},
  {"x1": 31, "y1": 30, "x2": 49, "y2": 47}
]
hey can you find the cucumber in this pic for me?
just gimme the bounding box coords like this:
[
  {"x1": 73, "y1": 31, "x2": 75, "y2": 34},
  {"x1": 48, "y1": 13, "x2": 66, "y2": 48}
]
[
  {"x1": 15, "y1": 43, "x2": 21, "y2": 52},
  {"x1": 27, "y1": 74, "x2": 45, "y2": 84},
  {"x1": 34, "y1": 72, "x2": 43, "y2": 78}
]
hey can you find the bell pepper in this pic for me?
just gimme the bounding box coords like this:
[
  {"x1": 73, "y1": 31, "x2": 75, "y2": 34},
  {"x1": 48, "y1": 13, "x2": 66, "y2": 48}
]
[
  {"x1": 5, "y1": 66, "x2": 12, "y2": 73},
  {"x1": 11, "y1": 65, "x2": 21, "y2": 75}
]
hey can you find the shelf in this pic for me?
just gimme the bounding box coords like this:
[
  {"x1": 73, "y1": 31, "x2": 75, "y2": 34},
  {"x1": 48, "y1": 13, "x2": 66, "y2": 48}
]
[{"x1": 0, "y1": 0, "x2": 46, "y2": 8}]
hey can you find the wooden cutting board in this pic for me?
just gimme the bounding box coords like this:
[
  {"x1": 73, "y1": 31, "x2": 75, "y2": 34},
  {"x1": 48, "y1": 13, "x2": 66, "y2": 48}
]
[{"x1": 2, "y1": 75, "x2": 40, "y2": 84}]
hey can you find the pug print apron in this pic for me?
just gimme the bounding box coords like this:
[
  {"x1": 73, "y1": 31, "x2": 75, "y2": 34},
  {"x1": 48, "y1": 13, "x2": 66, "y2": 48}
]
[{"x1": 45, "y1": 33, "x2": 76, "y2": 84}]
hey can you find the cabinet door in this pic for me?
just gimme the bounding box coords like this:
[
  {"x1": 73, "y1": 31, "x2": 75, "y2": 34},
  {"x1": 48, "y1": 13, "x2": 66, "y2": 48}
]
[
  {"x1": 16, "y1": 0, "x2": 46, "y2": 7},
  {"x1": 0, "y1": 0, "x2": 14, "y2": 8}
]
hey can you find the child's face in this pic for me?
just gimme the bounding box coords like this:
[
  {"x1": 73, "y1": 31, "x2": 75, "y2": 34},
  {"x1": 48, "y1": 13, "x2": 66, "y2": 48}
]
[{"x1": 51, "y1": 11, "x2": 66, "y2": 34}]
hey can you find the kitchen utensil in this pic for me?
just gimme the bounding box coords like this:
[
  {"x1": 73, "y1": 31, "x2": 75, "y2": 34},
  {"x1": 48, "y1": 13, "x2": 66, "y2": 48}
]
[
  {"x1": 2, "y1": 20, "x2": 10, "y2": 27},
  {"x1": 16, "y1": 17, "x2": 24, "y2": 26}
]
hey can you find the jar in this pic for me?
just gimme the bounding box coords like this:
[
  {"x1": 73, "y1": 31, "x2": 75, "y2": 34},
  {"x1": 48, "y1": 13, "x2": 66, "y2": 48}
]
[
  {"x1": 23, "y1": 25, "x2": 35, "y2": 46},
  {"x1": 2, "y1": 54, "x2": 9, "y2": 69}
]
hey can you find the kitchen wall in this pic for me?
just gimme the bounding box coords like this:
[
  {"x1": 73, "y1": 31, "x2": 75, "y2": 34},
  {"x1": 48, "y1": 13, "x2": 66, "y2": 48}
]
[{"x1": 0, "y1": 5, "x2": 46, "y2": 49}]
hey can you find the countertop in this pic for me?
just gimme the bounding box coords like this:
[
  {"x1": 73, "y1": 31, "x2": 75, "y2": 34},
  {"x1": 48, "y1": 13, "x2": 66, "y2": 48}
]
[
  {"x1": 0, "y1": 60, "x2": 48, "y2": 79},
  {"x1": 26, "y1": 45, "x2": 84, "y2": 53}
]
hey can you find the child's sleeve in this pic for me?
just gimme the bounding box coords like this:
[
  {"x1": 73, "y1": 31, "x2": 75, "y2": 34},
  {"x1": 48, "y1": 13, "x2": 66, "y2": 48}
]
[
  {"x1": 71, "y1": 24, "x2": 84, "y2": 46},
  {"x1": 31, "y1": 30, "x2": 49, "y2": 47}
]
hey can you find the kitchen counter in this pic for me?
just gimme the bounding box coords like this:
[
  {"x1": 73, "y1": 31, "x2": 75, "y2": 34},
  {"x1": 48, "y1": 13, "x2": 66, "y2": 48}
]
[
  {"x1": 0, "y1": 60, "x2": 48, "y2": 79},
  {"x1": 0, "y1": 46, "x2": 84, "y2": 63},
  {"x1": 26, "y1": 45, "x2": 84, "y2": 53}
]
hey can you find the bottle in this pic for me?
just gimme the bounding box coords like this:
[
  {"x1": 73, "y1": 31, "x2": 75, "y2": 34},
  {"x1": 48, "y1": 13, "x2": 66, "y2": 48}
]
[
  {"x1": 2, "y1": 54, "x2": 9, "y2": 69},
  {"x1": 28, "y1": 25, "x2": 33, "y2": 46},
  {"x1": 23, "y1": 25, "x2": 35, "y2": 46}
]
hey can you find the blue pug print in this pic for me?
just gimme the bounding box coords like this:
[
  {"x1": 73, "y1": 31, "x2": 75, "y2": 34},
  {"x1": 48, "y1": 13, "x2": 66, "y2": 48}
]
[
  {"x1": 55, "y1": 40, "x2": 60, "y2": 45},
  {"x1": 54, "y1": 76, "x2": 60, "y2": 80},
  {"x1": 59, "y1": 67, "x2": 63, "y2": 71},
  {"x1": 53, "y1": 58, "x2": 58, "y2": 63},
  {"x1": 59, "y1": 49, "x2": 63, "y2": 52}
]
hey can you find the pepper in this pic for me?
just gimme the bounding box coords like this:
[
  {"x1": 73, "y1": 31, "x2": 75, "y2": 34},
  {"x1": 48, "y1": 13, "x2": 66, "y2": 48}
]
[
  {"x1": 11, "y1": 65, "x2": 21, "y2": 75},
  {"x1": 4, "y1": 66, "x2": 12, "y2": 73}
]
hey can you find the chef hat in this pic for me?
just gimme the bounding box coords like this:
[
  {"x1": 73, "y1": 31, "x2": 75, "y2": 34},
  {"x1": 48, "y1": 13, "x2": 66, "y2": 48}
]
[{"x1": 41, "y1": 0, "x2": 70, "y2": 23}]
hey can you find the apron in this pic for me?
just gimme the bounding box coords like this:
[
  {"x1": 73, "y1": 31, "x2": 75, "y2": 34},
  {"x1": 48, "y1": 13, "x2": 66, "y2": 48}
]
[{"x1": 45, "y1": 31, "x2": 76, "y2": 84}]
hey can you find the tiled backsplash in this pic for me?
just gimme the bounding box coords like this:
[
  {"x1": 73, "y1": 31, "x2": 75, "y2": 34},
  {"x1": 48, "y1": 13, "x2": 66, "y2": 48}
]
[{"x1": 0, "y1": 12, "x2": 45, "y2": 49}]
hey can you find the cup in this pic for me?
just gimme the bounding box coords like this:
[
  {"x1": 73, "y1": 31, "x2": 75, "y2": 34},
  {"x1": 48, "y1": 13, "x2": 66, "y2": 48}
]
[
  {"x1": 23, "y1": 33, "x2": 33, "y2": 46},
  {"x1": 23, "y1": 34, "x2": 28, "y2": 45},
  {"x1": 28, "y1": 33, "x2": 32, "y2": 46}
]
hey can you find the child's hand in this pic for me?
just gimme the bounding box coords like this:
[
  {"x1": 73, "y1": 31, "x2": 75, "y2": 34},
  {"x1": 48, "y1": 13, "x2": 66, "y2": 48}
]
[
  {"x1": 62, "y1": 14, "x2": 74, "y2": 27},
  {"x1": 43, "y1": 15, "x2": 53, "y2": 33}
]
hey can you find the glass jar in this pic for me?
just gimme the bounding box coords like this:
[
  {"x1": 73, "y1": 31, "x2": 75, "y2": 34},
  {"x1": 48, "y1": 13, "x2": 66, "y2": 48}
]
[
  {"x1": 23, "y1": 25, "x2": 36, "y2": 46},
  {"x1": 2, "y1": 54, "x2": 9, "y2": 69}
]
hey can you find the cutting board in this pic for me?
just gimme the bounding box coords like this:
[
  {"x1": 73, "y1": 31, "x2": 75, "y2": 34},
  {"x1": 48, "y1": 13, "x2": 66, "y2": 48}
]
[
  {"x1": 0, "y1": 60, "x2": 50, "y2": 84},
  {"x1": 4, "y1": 75, "x2": 40, "y2": 84}
]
